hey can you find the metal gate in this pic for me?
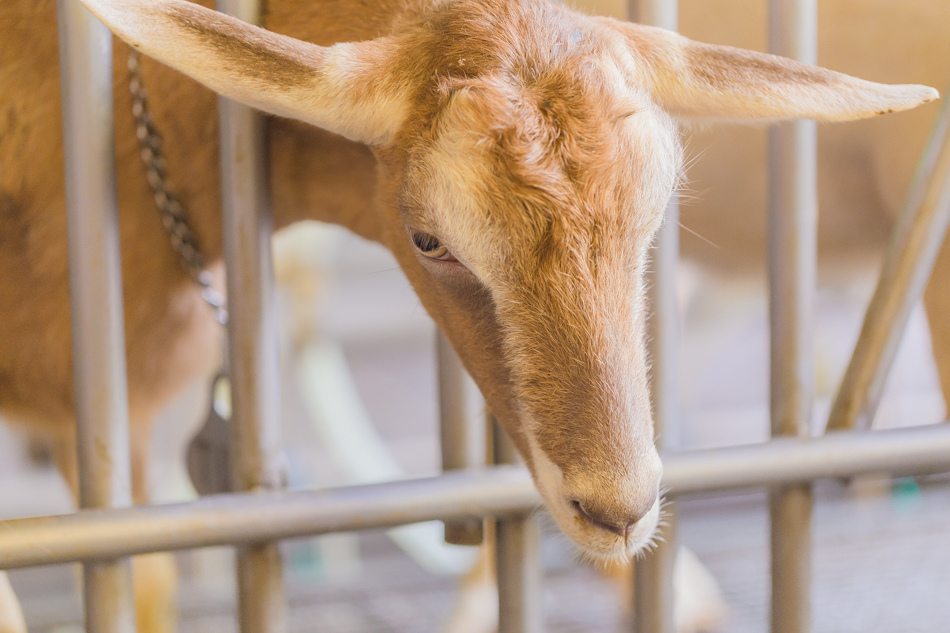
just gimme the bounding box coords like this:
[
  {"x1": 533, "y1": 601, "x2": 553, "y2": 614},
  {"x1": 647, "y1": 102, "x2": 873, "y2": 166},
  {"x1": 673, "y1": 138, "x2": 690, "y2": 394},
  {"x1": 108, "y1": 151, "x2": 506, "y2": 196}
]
[{"x1": 1, "y1": 0, "x2": 949, "y2": 632}]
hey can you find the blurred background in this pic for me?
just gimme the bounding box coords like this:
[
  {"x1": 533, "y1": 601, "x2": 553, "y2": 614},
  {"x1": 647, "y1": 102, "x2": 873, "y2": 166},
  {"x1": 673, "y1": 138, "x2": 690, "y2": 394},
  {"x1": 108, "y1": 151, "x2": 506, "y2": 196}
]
[{"x1": 1, "y1": 0, "x2": 949, "y2": 631}]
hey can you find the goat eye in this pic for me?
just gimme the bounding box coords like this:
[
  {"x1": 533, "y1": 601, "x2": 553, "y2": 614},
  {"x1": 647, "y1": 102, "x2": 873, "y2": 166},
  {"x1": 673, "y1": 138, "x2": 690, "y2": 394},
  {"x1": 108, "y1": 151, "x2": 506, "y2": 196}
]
[{"x1": 411, "y1": 231, "x2": 457, "y2": 262}]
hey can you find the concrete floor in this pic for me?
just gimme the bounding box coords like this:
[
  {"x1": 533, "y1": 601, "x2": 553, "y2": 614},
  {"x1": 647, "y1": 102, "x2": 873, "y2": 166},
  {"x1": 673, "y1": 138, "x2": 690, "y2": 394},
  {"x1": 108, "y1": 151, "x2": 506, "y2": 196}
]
[{"x1": 1, "y1": 222, "x2": 947, "y2": 632}]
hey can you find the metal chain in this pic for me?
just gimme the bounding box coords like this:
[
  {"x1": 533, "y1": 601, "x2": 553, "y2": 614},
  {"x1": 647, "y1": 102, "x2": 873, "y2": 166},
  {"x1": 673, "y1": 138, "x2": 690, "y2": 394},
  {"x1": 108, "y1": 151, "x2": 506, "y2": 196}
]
[{"x1": 128, "y1": 51, "x2": 229, "y2": 325}]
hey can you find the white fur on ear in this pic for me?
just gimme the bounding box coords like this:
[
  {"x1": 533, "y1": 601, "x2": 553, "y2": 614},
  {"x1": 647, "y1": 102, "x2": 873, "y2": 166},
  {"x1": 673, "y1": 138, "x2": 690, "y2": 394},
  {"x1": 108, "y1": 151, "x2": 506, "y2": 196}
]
[
  {"x1": 608, "y1": 20, "x2": 938, "y2": 122},
  {"x1": 79, "y1": 0, "x2": 410, "y2": 144}
]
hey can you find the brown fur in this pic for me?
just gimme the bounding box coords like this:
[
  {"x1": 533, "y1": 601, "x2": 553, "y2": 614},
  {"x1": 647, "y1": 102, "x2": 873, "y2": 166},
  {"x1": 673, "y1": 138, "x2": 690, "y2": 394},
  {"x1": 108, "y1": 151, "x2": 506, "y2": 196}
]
[
  {"x1": 687, "y1": 43, "x2": 833, "y2": 89},
  {"x1": 166, "y1": 5, "x2": 317, "y2": 89},
  {"x1": 0, "y1": 0, "x2": 943, "y2": 629}
]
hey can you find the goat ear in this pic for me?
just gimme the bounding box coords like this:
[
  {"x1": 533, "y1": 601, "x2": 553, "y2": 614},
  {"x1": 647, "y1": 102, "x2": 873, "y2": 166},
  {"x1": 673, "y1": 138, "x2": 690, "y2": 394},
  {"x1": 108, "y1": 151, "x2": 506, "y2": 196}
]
[
  {"x1": 79, "y1": 0, "x2": 409, "y2": 144},
  {"x1": 609, "y1": 21, "x2": 938, "y2": 121}
]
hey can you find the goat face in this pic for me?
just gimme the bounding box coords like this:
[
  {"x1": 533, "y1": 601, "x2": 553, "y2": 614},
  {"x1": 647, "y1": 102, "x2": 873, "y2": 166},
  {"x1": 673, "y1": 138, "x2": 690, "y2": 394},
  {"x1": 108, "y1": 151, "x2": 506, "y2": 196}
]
[
  {"x1": 79, "y1": 0, "x2": 937, "y2": 560},
  {"x1": 387, "y1": 55, "x2": 679, "y2": 559}
]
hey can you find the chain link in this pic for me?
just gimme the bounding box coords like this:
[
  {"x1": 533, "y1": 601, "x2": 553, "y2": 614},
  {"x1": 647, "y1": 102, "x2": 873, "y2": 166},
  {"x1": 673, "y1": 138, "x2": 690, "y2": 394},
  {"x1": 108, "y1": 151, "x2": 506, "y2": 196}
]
[{"x1": 128, "y1": 51, "x2": 229, "y2": 325}]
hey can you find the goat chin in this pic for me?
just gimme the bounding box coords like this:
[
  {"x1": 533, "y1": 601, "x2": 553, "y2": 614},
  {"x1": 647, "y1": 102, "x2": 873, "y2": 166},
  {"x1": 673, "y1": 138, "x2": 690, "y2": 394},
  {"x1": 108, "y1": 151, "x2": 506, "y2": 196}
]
[
  {"x1": 553, "y1": 496, "x2": 663, "y2": 564},
  {"x1": 525, "y1": 434, "x2": 663, "y2": 561}
]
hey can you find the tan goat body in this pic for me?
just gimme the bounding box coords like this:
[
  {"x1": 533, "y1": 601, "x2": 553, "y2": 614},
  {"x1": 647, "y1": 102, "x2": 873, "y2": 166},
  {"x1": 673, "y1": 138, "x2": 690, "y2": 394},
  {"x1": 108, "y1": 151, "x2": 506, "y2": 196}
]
[{"x1": 0, "y1": 0, "x2": 942, "y2": 630}]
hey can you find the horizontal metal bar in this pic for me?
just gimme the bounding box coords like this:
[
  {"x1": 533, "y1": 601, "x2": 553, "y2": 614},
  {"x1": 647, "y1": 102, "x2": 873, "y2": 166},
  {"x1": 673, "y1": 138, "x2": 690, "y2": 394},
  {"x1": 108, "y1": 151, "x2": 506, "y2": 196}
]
[
  {"x1": 662, "y1": 424, "x2": 950, "y2": 494},
  {"x1": 2, "y1": 424, "x2": 950, "y2": 570},
  {"x1": 0, "y1": 466, "x2": 535, "y2": 570}
]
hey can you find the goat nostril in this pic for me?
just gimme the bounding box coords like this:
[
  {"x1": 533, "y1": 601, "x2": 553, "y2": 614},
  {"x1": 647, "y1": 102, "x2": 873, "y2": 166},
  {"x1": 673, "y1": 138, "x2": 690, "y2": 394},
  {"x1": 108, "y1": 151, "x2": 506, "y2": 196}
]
[
  {"x1": 570, "y1": 496, "x2": 656, "y2": 537},
  {"x1": 571, "y1": 500, "x2": 630, "y2": 537}
]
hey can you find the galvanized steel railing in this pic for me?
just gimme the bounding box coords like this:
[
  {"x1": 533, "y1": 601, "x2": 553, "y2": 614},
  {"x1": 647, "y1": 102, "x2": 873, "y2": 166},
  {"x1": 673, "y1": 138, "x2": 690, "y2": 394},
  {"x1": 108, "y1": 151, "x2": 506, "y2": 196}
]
[
  {"x1": 56, "y1": 0, "x2": 137, "y2": 629},
  {"x1": 4, "y1": 0, "x2": 949, "y2": 632},
  {"x1": 4, "y1": 424, "x2": 950, "y2": 570},
  {"x1": 767, "y1": 2, "x2": 818, "y2": 631},
  {"x1": 217, "y1": 0, "x2": 288, "y2": 629}
]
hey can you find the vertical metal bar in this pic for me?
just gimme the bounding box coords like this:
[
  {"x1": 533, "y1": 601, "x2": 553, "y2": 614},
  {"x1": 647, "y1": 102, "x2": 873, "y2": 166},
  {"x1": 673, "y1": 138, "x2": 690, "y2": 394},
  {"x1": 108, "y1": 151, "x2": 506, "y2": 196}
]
[
  {"x1": 827, "y1": 96, "x2": 950, "y2": 431},
  {"x1": 56, "y1": 1, "x2": 136, "y2": 631},
  {"x1": 630, "y1": 0, "x2": 677, "y2": 37},
  {"x1": 497, "y1": 514, "x2": 542, "y2": 633},
  {"x1": 768, "y1": 1, "x2": 817, "y2": 632},
  {"x1": 438, "y1": 332, "x2": 485, "y2": 545},
  {"x1": 216, "y1": 2, "x2": 287, "y2": 632},
  {"x1": 634, "y1": 208, "x2": 680, "y2": 631},
  {"x1": 493, "y1": 419, "x2": 543, "y2": 633},
  {"x1": 632, "y1": 510, "x2": 676, "y2": 633},
  {"x1": 630, "y1": 0, "x2": 679, "y2": 630},
  {"x1": 636, "y1": 210, "x2": 680, "y2": 633}
]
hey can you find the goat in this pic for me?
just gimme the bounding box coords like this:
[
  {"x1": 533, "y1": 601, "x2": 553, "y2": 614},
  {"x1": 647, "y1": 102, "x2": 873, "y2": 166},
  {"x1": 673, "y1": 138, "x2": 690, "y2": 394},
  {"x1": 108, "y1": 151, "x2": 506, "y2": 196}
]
[{"x1": 0, "y1": 0, "x2": 939, "y2": 630}]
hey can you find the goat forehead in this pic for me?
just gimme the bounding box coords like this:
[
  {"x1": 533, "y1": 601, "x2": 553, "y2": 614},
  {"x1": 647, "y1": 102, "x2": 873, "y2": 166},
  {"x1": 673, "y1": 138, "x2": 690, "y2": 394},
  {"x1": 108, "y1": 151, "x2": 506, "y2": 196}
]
[
  {"x1": 407, "y1": 89, "x2": 676, "y2": 268},
  {"x1": 418, "y1": 0, "x2": 595, "y2": 70}
]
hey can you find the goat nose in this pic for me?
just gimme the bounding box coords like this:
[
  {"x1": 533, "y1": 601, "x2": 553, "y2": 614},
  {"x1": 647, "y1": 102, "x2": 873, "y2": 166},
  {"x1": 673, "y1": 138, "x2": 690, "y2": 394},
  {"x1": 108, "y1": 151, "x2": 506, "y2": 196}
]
[{"x1": 570, "y1": 490, "x2": 658, "y2": 537}]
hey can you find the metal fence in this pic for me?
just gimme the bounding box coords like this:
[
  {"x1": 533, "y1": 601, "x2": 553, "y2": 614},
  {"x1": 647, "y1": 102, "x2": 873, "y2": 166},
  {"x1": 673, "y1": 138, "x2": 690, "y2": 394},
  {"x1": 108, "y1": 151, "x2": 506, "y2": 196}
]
[{"x1": 2, "y1": 0, "x2": 949, "y2": 632}]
